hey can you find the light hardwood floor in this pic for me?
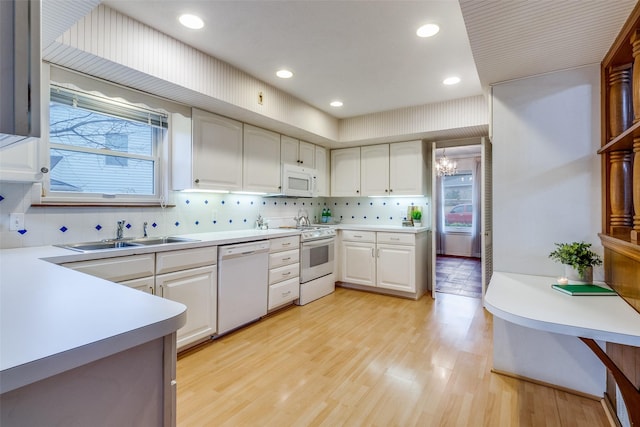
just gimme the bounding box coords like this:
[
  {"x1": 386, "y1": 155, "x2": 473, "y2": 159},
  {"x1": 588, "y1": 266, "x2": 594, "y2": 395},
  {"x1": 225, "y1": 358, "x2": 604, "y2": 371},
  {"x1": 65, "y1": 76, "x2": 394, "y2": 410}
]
[{"x1": 177, "y1": 288, "x2": 610, "y2": 426}]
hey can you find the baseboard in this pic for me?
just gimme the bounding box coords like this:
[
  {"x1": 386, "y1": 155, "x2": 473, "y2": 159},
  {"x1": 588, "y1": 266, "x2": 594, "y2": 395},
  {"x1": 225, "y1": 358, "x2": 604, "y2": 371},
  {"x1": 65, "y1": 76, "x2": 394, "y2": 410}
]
[{"x1": 491, "y1": 368, "x2": 603, "y2": 401}]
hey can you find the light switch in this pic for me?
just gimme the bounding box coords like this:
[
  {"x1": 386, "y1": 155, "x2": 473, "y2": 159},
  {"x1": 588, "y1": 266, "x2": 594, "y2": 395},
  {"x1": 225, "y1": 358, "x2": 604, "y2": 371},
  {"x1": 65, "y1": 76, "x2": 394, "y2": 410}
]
[{"x1": 9, "y1": 213, "x2": 25, "y2": 231}]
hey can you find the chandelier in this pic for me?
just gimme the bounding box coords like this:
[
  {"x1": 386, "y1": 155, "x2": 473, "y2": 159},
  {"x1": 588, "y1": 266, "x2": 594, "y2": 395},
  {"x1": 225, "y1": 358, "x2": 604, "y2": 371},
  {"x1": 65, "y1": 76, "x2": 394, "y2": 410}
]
[{"x1": 436, "y1": 148, "x2": 457, "y2": 176}]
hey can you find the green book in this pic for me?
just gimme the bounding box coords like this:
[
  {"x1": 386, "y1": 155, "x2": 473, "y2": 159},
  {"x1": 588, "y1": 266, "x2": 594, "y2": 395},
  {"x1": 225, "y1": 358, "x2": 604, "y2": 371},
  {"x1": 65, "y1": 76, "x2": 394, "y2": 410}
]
[{"x1": 551, "y1": 284, "x2": 617, "y2": 296}]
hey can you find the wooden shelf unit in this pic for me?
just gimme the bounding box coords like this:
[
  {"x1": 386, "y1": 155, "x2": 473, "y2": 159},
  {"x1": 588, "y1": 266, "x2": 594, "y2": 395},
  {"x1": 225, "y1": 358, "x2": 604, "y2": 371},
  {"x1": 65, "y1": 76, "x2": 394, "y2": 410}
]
[{"x1": 598, "y1": 3, "x2": 640, "y2": 425}]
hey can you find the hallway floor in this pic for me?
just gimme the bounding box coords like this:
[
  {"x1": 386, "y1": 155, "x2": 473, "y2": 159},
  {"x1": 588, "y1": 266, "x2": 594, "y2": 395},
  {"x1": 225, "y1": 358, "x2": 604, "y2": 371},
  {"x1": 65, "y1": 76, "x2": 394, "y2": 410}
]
[{"x1": 436, "y1": 255, "x2": 482, "y2": 298}]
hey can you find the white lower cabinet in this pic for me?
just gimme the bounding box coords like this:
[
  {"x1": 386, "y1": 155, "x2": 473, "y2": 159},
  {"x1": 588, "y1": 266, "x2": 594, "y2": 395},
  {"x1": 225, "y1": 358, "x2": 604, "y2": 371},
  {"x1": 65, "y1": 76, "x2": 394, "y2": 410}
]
[
  {"x1": 268, "y1": 236, "x2": 300, "y2": 310},
  {"x1": 340, "y1": 230, "x2": 419, "y2": 294},
  {"x1": 156, "y1": 265, "x2": 217, "y2": 350},
  {"x1": 120, "y1": 276, "x2": 155, "y2": 294},
  {"x1": 61, "y1": 253, "x2": 155, "y2": 284}
]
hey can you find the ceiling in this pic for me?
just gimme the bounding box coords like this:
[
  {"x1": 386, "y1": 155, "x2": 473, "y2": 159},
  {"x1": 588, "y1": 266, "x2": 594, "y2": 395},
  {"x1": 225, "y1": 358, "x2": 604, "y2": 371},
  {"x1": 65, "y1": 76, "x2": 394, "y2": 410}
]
[{"x1": 43, "y1": 0, "x2": 636, "y2": 121}]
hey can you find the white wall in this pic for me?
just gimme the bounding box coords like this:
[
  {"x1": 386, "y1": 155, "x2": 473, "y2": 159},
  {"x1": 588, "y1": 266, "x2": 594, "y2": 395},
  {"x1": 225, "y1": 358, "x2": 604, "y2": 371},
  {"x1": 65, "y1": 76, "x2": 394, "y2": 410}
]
[{"x1": 491, "y1": 65, "x2": 602, "y2": 279}]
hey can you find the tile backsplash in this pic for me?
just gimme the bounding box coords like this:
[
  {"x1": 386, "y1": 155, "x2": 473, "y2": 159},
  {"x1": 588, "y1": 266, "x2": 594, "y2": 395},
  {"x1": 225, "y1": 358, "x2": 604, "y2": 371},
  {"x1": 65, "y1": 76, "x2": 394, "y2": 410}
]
[{"x1": 0, "y1": 182, "x2": 429, "y2": 249}]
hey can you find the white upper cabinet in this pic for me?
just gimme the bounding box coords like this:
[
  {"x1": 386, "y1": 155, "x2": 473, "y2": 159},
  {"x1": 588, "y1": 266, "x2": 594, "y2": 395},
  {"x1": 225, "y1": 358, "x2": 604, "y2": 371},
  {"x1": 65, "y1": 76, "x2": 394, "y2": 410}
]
[
  {"x1": 331, "y1": 147, "x2": 361, "y2": 197},
  {"x1": 0, "y1": 137, "x2": 46, "y2": 182},
  {"x1": 360, "y1": 144, "x2": 390, "y2": 196},
  {"x1": 173, "y1": 108, "x2": 243, "y2": 191},
  {"x1": 243, "y1": 124, "x2": 281, "y2": 193},
  {"x1": 281, "y1": 135, "x2": 315, "y2": 168},
  {"x1": 314, "y1": 145, "x2": 329, "y2": 197},
  {"x1": 389, "y1": 140, "x2": 426, "y2": 196}
]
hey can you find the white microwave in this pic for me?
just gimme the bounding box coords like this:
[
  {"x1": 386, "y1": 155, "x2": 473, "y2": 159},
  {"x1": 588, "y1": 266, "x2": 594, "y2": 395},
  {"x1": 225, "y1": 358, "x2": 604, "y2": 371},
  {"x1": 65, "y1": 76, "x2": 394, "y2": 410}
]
[{"x1": 280, "y1": 164, "x2": 316, "y2": 198}]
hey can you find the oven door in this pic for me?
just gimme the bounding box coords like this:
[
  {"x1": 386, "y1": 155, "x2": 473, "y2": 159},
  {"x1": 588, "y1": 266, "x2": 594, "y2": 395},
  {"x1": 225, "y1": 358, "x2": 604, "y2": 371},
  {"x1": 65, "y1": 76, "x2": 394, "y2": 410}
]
[{"x1": 300, "y1": 237, "x2": 335, "y2": 283}]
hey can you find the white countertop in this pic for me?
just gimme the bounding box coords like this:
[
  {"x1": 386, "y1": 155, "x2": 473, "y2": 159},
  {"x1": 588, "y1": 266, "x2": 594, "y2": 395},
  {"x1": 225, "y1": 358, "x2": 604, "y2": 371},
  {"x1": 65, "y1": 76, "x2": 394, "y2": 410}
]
[
  {"x1": 0, "y1": 228, "x2": 299, "y2": 394},
  {"x1": 335, "y1": 224, "x2": 429, "y2": 233},
  {"x1": 485, "y1": 271, "x2": 640, "y2": 346}
]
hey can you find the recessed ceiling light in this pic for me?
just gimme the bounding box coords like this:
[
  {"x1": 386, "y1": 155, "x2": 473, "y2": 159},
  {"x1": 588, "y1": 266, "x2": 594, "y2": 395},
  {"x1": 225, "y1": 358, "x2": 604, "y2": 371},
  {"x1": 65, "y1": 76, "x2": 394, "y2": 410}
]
[
  {"x1": 179, "y1": 14, "x2": 204, "y2": 30},
  {"x1": 416, "y1": 24, "x2": 440, "y2": 38},
  {"x1": 330, "y1": 101, "x2": 343, "y2": 107},
  {"x1": 443, "y1": 76, "x2": 461, "y2": 85},
  {"x1": 276, "y1": 69, "x2": 293, "y2": 79}
]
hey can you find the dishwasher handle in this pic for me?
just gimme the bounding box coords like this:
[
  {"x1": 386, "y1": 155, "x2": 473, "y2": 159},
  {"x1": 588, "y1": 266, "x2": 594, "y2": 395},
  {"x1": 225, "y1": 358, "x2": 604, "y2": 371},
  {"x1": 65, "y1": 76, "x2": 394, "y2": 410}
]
[{"x1": 219, "y1": 241, "x2": 270, "y2": 260}]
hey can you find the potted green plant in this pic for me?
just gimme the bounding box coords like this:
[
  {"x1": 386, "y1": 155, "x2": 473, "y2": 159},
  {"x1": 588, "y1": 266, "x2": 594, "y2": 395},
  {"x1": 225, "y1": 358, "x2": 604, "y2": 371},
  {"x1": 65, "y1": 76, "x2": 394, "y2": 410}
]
[
  {"x1": 411, "y1": 209, "x2": 422, "y2": 227},
  {"x1": 548, "y1": 241, "x2": 602, "y2": 282}
]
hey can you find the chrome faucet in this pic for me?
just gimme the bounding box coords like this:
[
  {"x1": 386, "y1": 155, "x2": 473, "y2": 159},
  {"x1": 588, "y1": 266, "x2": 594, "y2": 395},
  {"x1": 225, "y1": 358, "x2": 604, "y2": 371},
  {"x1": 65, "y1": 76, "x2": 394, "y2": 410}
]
[
  {"x1": 116, "y1": 220, "x2": 125, "y2": 240},
  {"x1": 143, "y1": 221, "x2": 148, "y2": 238}
]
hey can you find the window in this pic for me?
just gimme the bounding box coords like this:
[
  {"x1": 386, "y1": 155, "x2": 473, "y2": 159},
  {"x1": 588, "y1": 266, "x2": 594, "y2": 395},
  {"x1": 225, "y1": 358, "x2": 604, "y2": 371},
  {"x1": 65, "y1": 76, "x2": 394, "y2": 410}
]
[
  {"x1": 442, "y1": 171, "x2": 473, "y2": 232},
  {"x1": 47, "y1": 85, "x2": 167, "y2": 201}
]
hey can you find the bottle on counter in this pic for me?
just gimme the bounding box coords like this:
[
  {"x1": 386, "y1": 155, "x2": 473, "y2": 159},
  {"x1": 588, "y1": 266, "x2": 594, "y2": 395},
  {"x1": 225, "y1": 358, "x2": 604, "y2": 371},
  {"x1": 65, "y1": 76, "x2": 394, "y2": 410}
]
[
  {"x1": 321, "y1": 208, "x2": 328, "y2": 223},
  {"x1": 326, "y1": 208, "x2": 332, "y2": 223}
]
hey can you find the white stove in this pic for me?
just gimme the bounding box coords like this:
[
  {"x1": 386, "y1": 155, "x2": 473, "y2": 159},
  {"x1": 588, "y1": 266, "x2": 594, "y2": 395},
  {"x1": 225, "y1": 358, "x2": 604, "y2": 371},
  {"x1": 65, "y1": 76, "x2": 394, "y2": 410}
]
[{"x1": 299, "y1": 226, "x2": 336, "y2": 242}]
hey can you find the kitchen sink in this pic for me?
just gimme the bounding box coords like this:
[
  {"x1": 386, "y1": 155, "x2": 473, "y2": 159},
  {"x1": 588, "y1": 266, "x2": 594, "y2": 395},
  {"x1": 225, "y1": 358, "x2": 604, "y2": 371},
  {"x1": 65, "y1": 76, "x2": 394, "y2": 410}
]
[
  {"x1": 55, "y1": 236, "x2": 199, "y2": 252},
  {"x1": 128, "y1": 236, "x2": 200, "y2": 245}
]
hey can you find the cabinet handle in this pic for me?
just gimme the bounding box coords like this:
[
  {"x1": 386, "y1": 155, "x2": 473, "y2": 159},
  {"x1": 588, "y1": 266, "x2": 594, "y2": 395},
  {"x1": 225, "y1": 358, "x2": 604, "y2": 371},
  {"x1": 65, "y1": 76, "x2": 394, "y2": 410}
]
[
  {"x1": 194, "y1": 178, "x2": 200, "y2": 184},
  {"x1": 389, "y1": 189, "x2": 393, "y2": 192},
  {"x1": 371, "y1": 248, "x2": 375, "y2": 257},
  {"x1": 354, "y1": 235, "x2": 362, "y2": 238},
  {"x1": 390, "y1": 237, "x2": 400, "y2": 241},
  {"x1": 282, "y1": 290, "x2": 291, "y2": 297},
  {"x1": 385, "y1": 189, "x2": 388, "y2": 192},
  {"x1": 282, "y1": 257, "x2": 291, "y2": 261},
  {"x1": 282, "y1": 271, "x2": 291, "y2": 276},
  {"x1": 377, "y1": 248, "x2": 380, "y2": 257},
  {"x1": 282, "y1": 242, "x2": 291, "y2": 246},
  {"x1": 40, "y1": 167, "x2": 49, "y2": 173}
]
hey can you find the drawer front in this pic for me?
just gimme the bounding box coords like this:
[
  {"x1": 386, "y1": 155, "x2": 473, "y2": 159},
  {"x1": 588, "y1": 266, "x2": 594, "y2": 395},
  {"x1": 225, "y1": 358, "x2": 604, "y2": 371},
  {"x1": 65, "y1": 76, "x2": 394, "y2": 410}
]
[
  {"x1": 341, "y1": 230, "x2": 376, "y2": 243},
  {"x1": 269, "y1": 263, "x2": 299, "y2": 285},
  {"x1": 269, "y1": 249, "x2": 299, "y2": 269},
  {"x1": 270, "y1": 235, "x2": 300, "y2": 252},
  {"x1": 268, "y1": 277, "x2": 300, "y2": 310},
  {"x1": 62, "y1": 254, "x2": 155, "y2": 282},
  {"x1": 377, "y1": 232, "x2": 415, "y2": 246},
  {"x1": 156, "y1": 246, "x2": 217, "y2": 275}
]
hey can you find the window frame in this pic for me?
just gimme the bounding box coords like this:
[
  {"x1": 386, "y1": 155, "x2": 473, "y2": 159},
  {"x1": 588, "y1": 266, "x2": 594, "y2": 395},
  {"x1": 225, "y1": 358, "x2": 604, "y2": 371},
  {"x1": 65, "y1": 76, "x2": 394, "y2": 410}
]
[
  {"x1": 43, "y1": 82, "x2": 168, "y2": 205},
  {"x1": 442, "y1": 170, "x2": 474, "y2": 234}
]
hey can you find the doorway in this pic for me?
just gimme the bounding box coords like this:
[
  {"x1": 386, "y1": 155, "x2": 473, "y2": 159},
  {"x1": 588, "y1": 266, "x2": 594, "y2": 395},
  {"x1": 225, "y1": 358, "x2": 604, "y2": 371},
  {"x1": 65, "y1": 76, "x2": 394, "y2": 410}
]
[{"x1": 432, "y1": 143, "x2": 484, "y2": 299}]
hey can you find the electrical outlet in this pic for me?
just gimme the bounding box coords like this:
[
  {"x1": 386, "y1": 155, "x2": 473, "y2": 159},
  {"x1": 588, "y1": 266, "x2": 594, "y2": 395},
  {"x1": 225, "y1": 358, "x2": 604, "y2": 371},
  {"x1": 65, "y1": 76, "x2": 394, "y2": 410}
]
[{"x1": 9, "y1": 213, "x2": 25, "y2": 231}]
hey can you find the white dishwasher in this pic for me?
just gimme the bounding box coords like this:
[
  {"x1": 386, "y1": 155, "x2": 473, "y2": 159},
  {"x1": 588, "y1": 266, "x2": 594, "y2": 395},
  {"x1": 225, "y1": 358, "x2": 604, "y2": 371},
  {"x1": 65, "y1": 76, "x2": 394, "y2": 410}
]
[{"x1": 217, "y1": 240, "x2": 270, "y2": 335}]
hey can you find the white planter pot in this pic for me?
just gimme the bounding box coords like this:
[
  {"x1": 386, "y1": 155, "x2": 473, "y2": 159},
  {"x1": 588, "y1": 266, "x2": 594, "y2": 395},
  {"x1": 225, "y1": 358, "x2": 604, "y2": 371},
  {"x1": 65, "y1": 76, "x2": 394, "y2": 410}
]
[
  {"x1": 564, "y1": 265, "x2": 593, "y2": 283},
  {"x1": 413, "y1": 222, "x2": 422, "y2": 227}
]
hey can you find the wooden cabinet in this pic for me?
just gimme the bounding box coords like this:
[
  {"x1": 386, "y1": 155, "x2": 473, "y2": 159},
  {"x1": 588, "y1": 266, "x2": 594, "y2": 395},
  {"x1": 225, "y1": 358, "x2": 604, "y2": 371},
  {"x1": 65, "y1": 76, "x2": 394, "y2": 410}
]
[
  {"x1": 281, "y1": 135, "x2": 314, "y2": 167},
  {"x1": 331, "y1": 147, "x2": 360, "y2": 196},
  {"x1": 156, "y1": 265, "x2": 217, "y2": 350},
  {"x1": 333, "y1": 141, "x2": 427, "y2": 197},
  {"x1": 389, "y1": 140, "x2": 427, "y2": 196},
  {"x1": 340, "y1": 230, "x2": 425, "y2": 296},
  {"x1": 376, "y1": 233, "x2": 416, "y2": 293},
  {"x1": 173, "y1": 108, "x2": 243, "y2": 191},
  {"x1": 268, "y1": 236, "x2": 300, "y2": 310},
  {"x1": 361, "y1": 144, "x2": 390, "y2": 196},
  {"x1": 315, "y1": 145, "x2": 330, "y2": 197},
  {"x1": 243, "y1": 124, "x2": 281, "y2": 193},
  {"x1": 155, "y1": 247, "x2": 217, "y2": 350}
]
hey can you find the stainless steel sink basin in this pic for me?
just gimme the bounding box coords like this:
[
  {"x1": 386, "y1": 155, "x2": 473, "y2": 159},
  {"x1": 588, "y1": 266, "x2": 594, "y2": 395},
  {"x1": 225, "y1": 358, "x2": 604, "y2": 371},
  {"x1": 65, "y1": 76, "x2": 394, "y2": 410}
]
[
  {"x1": 128, "y1": 236, "x2": 200, "y2": 245},
  {"x1": 55, "y1": 236, "x2": 199, "y2": 252},
  {"x1": 56, "y1": 241, "x2": 142, "y2": 252}
]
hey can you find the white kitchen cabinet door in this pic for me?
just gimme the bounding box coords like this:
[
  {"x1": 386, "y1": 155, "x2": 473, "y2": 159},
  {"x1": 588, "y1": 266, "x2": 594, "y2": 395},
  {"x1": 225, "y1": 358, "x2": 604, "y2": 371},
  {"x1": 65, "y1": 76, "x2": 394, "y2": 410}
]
[
  {"x1": 280, "y1": 135, "x2": 299, "y2": 166},
  {"x1": 0, "y1": 137, "x2": 46, "y2": 182},
  {"x1": 120, "y1": 276, "x2": 155, "y2": 294},
  {"x1": 360, "y1": 144, "x2": 390, "y2": 196},
  {"x1": 298, "y1": 141, "x2": 315, "y2": 168},
  {"x1": 376, "y1": 243, "x2": 416, "y2": 292},
  {"x1": 189, "y1": 108, "x2": 243, "y2": 191},
  {"x1": 157, "y1": 265, "x2": 217, "y2": 350},
  {"x1": 61, "y1": 254, "x2": 155, "y2": 283},
  {"x1": 341, "y1": 241, "x2": 376, "y2": 286},
  {"x1": 314, "y1": 145, "x2": 329, "y2": 197},
  {"x1": 331, "y1": 147, "x2": 360, "y2": 197},
  {"x1": 389, "y1": 140, "x2": 426, "y2": 196},
  {"x1": 243, "y1": 124, "x2": 281, "y2": 193}
]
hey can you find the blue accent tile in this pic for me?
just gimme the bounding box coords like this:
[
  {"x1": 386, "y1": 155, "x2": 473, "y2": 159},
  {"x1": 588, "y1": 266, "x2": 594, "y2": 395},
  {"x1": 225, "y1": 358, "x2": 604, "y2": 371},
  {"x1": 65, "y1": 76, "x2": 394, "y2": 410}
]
[
  {"x1": 284, "y1": 202, "x2": 287, "y2": 205},
  {"x1": 18, "y1": 229, "x2": 27, "y2": 235},
  {"x1": 262, "y1": 201, "x2": 266, "y2": 205},
  {"x1": 370, "y1": 202, "x2": 373, "y2": 206},
  {"x1": 383, "y1": 202, "x2": 386, "y2": 206},
  {"x1": 389, "y1": 217, "x2": 393, "y2": 220},
  {"x1": 411, "y1": 202, "x2": 415, "y2": 205},
  {"x1": 334, "y1": 202, "x2": 337, "y2": 205},
  {"x1": 396, "y1": 202, "x2": 400, "y2": 205},
  {"x1": 364, "y1": 216, "x2": 367, "y2": 219},
  {"x1": 213, "y1": 220, "x2": 217, "y2": 224},
  {"x1": 221, "y1": 200, "x2": 225, "y2": 204},
  {"x1": 195, "y1": 221, "x2": 199, "y2": 225},
  {"x1": 243, "y1": 219, "x2": 247, "y2": 223},
  {"x1": 351, "y1": 215, "x2": 355, "y2": 219},
  {"x1": 237, "y1": 201, "x2": 240, "y2": 205},
  {"x1": 59, "y1": 226, "x2": 68, "y2": 233},
  {"x1": 273, "y1": 201, "x2": 277, "y2": 205},
  {"x1": 152, "y1": 222, "x2": 157, "y2": 228},
  {"x1": 346, "y1": 202, "x2": 349, "y2": 205},
  {"x1": 0, "y1": 195, "x2": 4, "y2": 202},
  {"x1": 175, "y1": 221, "x2": 180, "y2": 226},
  {"x1": 95, "y1": 224, "x2": 102, "y2": 231},
  {"x1": 251, "y1": 201, "x2": 254, "y2": 205},
  {"x1": 204, "y1": 200, "x2": 209, "y2": 204},
  {"x1": 186, "y1": 199, "x2": 190, "y2": 204},
  {"x1": 358, "y1": 202, "x2": 361, "y2": 205},
  {"x1": 126, "y1": 223, "x2": 131, "y2": 229},
  {"x1": 376, "y1": 216, "x2": 380, "y2": 219},
  {"x1": 229, "y1": 219, "x2": 233, "y2": 223}
]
